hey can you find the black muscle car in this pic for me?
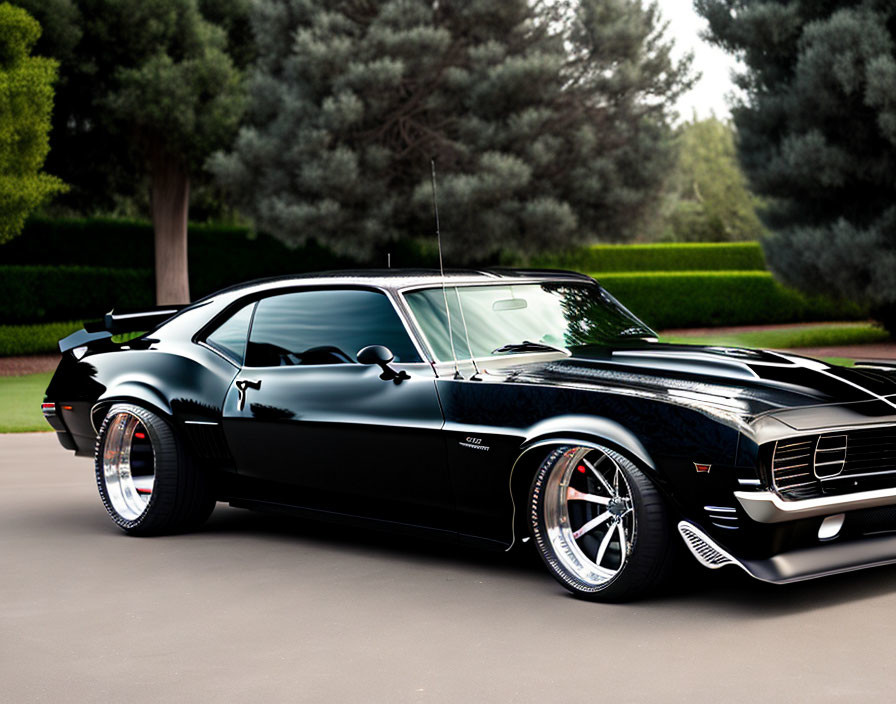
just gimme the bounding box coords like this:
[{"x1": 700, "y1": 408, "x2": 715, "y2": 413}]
[{"x1": 41, "y1": 269, "x2": 896, "y2": 600}]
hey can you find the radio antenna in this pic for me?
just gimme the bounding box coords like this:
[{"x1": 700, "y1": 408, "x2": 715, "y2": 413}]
[{"x1": 431, "y1": 159, "x2": 461, "y2": 379}]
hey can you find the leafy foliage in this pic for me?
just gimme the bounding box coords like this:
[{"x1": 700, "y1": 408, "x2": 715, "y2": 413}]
[
  {"x1": 0, "y1": 3, "x2": 65, "y2": 243},
  {"x1": 10, "y1": 0, "x2": 248, "y2": 213},
  {"x1": 696, "y1": 0, "x2": 896, "y2": 329},
  {"x1": 663, "y1": 117, "x2": 766, "y2": 242},
  {"x1": 212, "y1": 0, "x2": 694, "y2": 262}
]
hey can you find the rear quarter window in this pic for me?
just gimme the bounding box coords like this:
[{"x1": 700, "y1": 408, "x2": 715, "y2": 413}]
[{"x1": 204, "y1": 302, "x2": 255, "y2": 364}]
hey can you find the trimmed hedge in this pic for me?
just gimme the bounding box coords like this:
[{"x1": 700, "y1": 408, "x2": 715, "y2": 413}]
[
  {"x1": 0, "y1": 321, "x2": 83, "y2": 356},
  {"x1": 0, "y1": 269, "x2": 868, "y2": 352},
  {"x1": 595, "y1": 271, "x2": 866, "y2": 330},
  {"x1": 0, "y1": 266, "x2": 153, "y2": 324},
  {"x1": 530, "y1": 242, "x2": 766, "y2": 272},
  {"x1": 0, "y1": 217, "x2": 435, "y2": 297},
  {"x1": 0, "y1": 266, "x2": 867, "y2": 331},
  {"x1": 0, "y1": 218, "x2": 866, "y2": 332}
]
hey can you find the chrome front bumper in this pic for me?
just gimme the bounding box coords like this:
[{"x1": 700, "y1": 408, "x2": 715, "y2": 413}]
[{"x1": 734, "y1": 486, "x2": 896, "y2": 523}]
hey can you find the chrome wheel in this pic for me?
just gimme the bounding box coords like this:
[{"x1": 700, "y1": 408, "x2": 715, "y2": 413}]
[
  {"x1": 95, "y1": 403, "x2": 215, "y2": 535},
  {"x1": 539, "y1": 446, "x2": 635, "y2": 588},
  {"x1": 101, "y1": 411, "x2": 155, "y2": 521}
]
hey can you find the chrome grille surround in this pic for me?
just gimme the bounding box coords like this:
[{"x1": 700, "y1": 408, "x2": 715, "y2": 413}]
[{"x1": 814, "y1": 434, "x2": 847, "y2": 478}]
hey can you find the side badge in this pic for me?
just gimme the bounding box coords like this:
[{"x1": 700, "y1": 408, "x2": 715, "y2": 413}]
[
  {"x1": 459, "y1": 436, "x2": 490, "y2": 452},
  {"x1": 694, "y1": 463, "x2": 712, "y2": 473}
]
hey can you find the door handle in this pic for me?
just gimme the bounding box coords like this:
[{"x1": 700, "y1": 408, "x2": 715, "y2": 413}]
[{"x1": 235, "y1": 379, "x2": 262, "y2": 411}]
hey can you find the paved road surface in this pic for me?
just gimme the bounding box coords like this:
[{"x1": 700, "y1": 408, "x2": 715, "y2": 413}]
[{"x1": 3, "y1": 433, "x2": 896, "y2": 703}]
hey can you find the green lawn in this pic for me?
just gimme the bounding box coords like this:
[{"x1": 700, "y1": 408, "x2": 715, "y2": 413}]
[
  {"x1": 0, "y1": 373, "x2": 53, "y2": 432},
  {"x1": 661, "y1": 322, "x2": 888, "y2": 350}
]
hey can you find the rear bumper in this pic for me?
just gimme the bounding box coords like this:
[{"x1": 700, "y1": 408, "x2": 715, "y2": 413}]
[
  {"x1": 734, "y1": 487, "x2": 896, "y2": 523},
  {"x1": 41, "y1": 403, "x2": 80, "y2": 453},
  {"x1": 679, "y1": 520, "x2": 896, "y2": 584}
]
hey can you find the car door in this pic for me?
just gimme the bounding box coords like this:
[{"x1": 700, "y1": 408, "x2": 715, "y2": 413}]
[{"x1": 221, "y1": 287, "x2": 453, "y2": 530}]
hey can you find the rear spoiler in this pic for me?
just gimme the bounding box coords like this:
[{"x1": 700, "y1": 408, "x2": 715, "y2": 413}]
[{"x1": 59, "y1": 305, "x2": 185, "y2": 353}]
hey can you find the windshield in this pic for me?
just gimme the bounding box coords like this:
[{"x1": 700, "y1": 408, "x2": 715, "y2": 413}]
[{"x1": 404, "y1": 282, "x2": 654, "y2": 362}]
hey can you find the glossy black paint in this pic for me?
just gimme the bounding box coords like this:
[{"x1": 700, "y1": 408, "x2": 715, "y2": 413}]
[{"x1": 44, "y1": 269, "x2": 896, "y2": 578}]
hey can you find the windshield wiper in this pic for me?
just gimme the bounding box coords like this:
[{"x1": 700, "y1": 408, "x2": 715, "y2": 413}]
[{"x1": 492, "y1": 340, "x2": 566, "y2": 355}]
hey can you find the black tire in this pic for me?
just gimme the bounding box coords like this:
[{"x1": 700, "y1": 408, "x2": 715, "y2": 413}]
[
  {"x1": 529, "y1": 444, "x2": 676, "y2": 601},
  {"x1": 95, "y1": 403, "x2": 215, "y2": 536}
]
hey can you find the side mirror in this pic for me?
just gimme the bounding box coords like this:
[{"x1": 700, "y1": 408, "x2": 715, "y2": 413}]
[
  {"x1": 357, "y1": 345, "x2": 410, "y2": 384},
  {"x1": 357, "y1": 344, "x2": 393, "y2": 366}
]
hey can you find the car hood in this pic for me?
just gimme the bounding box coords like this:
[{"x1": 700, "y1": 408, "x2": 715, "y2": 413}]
[{"x1": 492, "y1": 343, "x2": 896, "y2": 429}]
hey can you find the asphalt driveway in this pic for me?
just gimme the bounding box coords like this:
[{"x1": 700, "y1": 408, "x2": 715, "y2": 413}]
[{"x1": 3, "y1": 432, "x2": 896, "y2": 703}]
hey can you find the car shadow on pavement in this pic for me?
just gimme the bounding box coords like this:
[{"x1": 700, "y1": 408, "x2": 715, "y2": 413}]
[
  {"x1": 197, "y1": 503, "x2": 896, "y2": 616},
  {"x1": 663, "y1": 560, "x2": 896, "y2": 617},
  {"x1": 200, "y1": 504, "x2": 547, "y2": 574}
]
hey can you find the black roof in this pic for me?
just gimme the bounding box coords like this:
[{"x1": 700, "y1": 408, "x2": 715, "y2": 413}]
[{"x1": 203, "y1": 267, "x2": 594, "y2": 301}]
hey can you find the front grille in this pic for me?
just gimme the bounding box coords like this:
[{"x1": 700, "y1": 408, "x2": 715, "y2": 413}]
[
  {"x1": 849, "y1": 505, "x2": 896, "y2": 536},
  {"x1": 771, "y1": 426, "x2": 896, "y2": 499},
  {"x1": 771, "y1": 438, "x2": 815, "y2": 491},
  {"x1": 839, "y1": 428, "x2": 896, "y2": 479}
]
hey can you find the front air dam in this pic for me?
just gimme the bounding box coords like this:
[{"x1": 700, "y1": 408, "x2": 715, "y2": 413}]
[{"x1": 678, "y1": 520, "x2": 896, "y2": 584}]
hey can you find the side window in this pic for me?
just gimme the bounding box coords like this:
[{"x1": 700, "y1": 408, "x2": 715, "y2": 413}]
[
  {"x1": 245, "y1": 289, "x2": 421, "y2": 367},
  {"x1": 204, "y1": 302, "x2": 255, "y2": 364}
]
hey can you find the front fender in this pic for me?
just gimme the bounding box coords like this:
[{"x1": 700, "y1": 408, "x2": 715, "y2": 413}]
[
  {"x1": 504, "y1": 415, "x2": 657, "y2": 551},
  {"x1": 521, "y1": 414, "x2": 655, "y2": 470}
]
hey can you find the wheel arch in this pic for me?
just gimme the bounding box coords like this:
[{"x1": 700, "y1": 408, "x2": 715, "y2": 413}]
[
  {"x1": 91, "y1": 382, "x2": 173, "y2": 433},
  {"x1": 507, "y1": 415, "x2": 658, "y2": 551}
]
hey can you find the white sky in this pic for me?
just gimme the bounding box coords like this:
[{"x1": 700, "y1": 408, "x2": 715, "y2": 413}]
[{"x1": 654, "y1": 0, "x2": 742, "y2": 120}]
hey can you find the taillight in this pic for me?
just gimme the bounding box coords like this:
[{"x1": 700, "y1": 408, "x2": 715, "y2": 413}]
[{"x1": 41, "y1": 402, "x2": 56, "y2": 416}]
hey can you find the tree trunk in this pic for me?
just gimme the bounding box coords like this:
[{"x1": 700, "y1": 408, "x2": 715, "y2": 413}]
[{"x1": 150, "y1": 150, "x2": 191, "y2": 304}]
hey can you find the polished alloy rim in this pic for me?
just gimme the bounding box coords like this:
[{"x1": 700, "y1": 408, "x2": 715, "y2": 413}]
[
  {"x1": 543, "y1": 447, "x2": 635, "y2": 587},
  {"x1": 102, "y1": 412, "x2": 155, "y2": 521}
]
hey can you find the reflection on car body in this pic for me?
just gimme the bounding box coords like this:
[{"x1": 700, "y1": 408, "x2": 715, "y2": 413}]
[{"x1": 41, "y1": 269, "x2": 896, "y2": 600}]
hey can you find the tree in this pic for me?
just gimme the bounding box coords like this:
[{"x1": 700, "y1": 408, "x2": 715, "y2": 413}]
[
  {"x1": 696, "y1": 0, "x2": 896, "y2": 327},
  {"x1": 211, "y1": 0, "x2": 693, "y2": 262},
  {"x1": 0, "y1": 3, "x2": 65, "y2": 244},
  {"x1": 662, "y1": 115, "x2": 766, "y2": 242},
  {"x1": 12, "y1": 0, "x2": 247, "y2": 303}
]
